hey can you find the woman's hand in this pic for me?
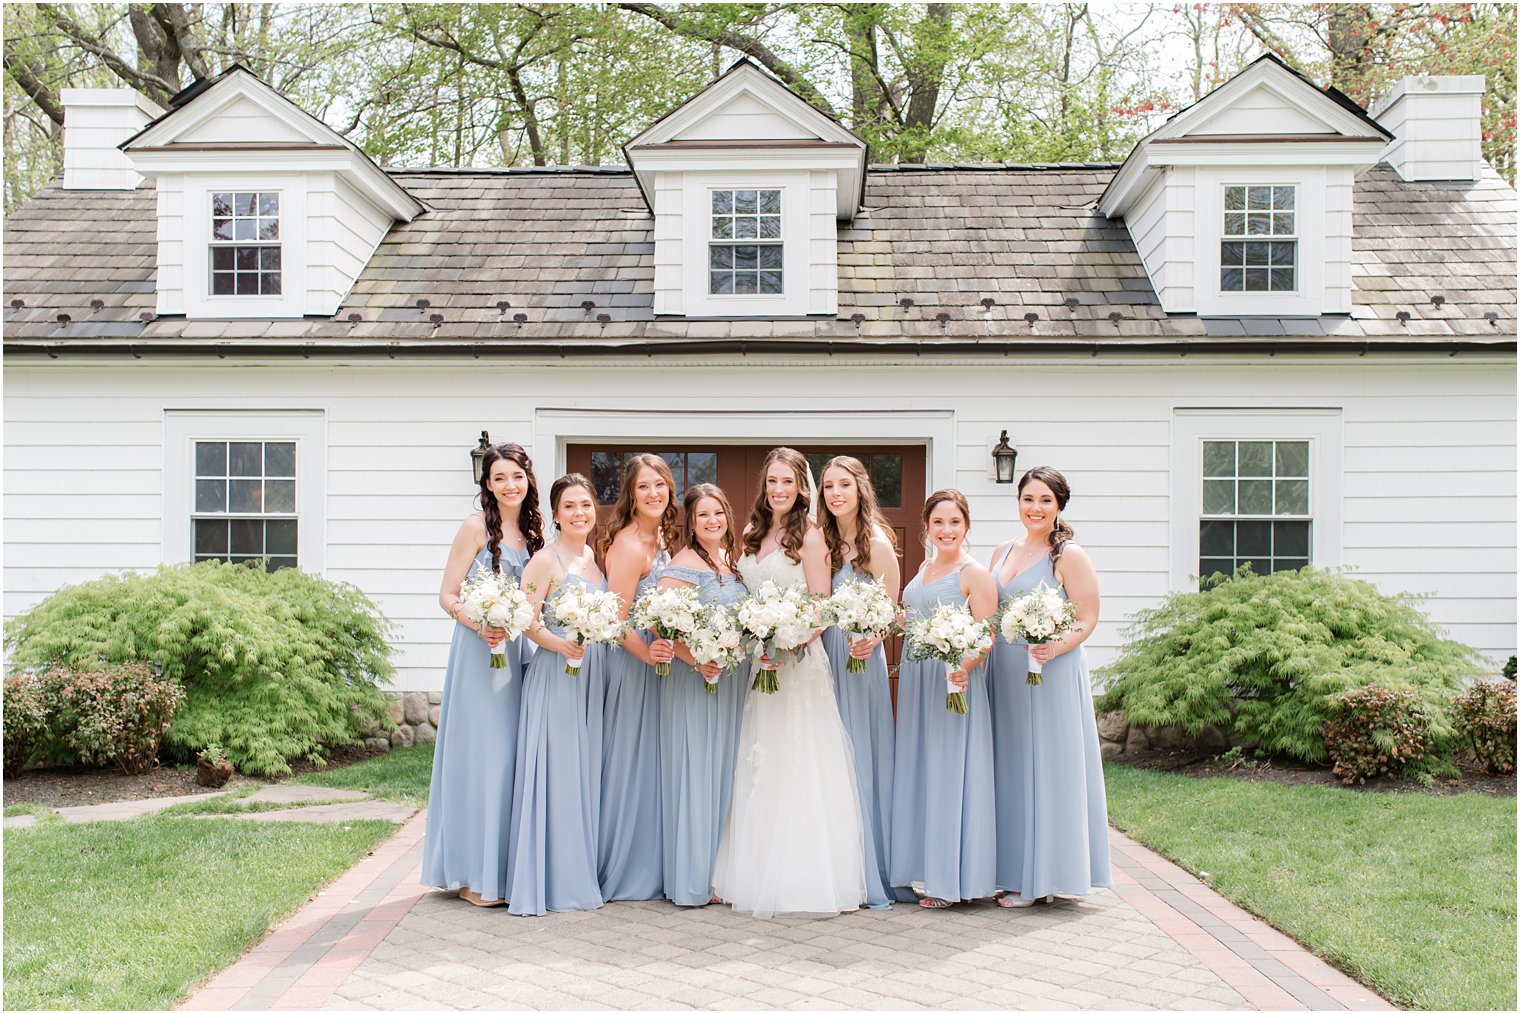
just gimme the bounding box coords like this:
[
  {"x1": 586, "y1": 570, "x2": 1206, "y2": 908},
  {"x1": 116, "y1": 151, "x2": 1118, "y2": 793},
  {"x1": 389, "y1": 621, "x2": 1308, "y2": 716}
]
[
  {"x1": 1028, "y1": 640, "x2": 1065, "y2": 665},
  {"x1": 759, "y1": 651, "x2": 775, "y2": 669},
  {"x1": 560, "y1": 637, "x2": 585, "y2": 662},
  {"x1": 849, "y1": 632, "x2": 882, "y2": 659},
  {"x1": 948, "y1": 666, "x2": 970, "y2": 691},
  {"x1": 481, "y1": 625, "x2": 507, "y2": 648},
  {"x1": 649, "y1": 637, "x2": 676, "y2": 666},
  {"x1": 698, "y1": 661, "x2": 722, "y2": 680}
]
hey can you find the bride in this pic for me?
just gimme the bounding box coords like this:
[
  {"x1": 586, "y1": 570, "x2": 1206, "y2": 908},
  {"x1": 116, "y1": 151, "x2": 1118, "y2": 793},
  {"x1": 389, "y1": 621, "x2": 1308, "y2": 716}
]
[{"x1": 712, "y1": 447, "x2": 868, "y2": 917}]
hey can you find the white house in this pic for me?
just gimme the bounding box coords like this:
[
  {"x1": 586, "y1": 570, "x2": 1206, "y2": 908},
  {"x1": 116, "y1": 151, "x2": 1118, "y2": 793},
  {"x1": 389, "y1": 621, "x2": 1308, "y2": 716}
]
[{"x1": 4, "y1": 56, "x2": 1514, "y2": 696}]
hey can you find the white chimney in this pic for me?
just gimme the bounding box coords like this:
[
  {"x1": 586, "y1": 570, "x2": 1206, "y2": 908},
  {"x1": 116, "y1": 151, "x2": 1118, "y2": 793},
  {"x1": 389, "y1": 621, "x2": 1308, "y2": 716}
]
[
  {"x1": 60, "y1": 88, "x2": 166, "y2": 190},
  {"x1": 1369, "y1": 75, "x2": 1486, "y2": 182}
]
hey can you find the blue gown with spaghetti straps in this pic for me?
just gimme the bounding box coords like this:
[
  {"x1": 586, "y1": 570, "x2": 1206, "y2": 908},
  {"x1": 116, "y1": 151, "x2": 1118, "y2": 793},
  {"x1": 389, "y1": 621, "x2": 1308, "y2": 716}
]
[
  {"x1": 987, "y1": 544, "x2": 1113, "y2": 898},
  {"x1": 599, "y1": 550, "x2": 668, "y2": 901},
  {"x1": 505, "y1": 572, "x2": 607, "y2": 916},
  {"x1": 821, "y1": 561, "x2": 906, "y2": 909},
  {"x1": 657, "y1": 563, "x2": 749, "y2": 907},
  {"x1": 421, "y1": 542, "x2": 530, "y2": 903},
  {"x1": 888, "y1": 563, "x2": 997, "y2": 903}
]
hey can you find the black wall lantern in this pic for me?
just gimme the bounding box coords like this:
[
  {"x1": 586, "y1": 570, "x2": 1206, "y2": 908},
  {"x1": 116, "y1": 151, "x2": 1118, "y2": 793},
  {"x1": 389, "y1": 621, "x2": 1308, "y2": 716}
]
[
  {"x1": 471, "y1": 431, "x2": 492, "y2": 484},
  {"x1": 992, "y1": 430, "x2": 1019, "y2": 484}
]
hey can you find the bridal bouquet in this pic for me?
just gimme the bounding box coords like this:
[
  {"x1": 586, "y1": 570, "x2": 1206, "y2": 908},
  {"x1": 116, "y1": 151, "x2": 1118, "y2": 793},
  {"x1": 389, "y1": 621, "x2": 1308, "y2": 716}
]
[
  {"x1": 905, "y1": 603, "x2": 993, "y2": 714},
  {"x1": 684, "y1": 602, "x2": 744, "y2": 694},
  {"x1": 998, "y1": 581, "x2": 1080, "y2": 685},
  {"x1": 544, "y1": 582, "x2": 626, "y2": 676},
  {"x1": 631, "y1": 584, "x2": 702, "y2": 676},
  {"x1": 735, "y1": 580, "x2": 823, "y2": 694},
  {"x1": 457, "y1": 569, "x2": 535, "y2": 668},
  {"x1": 823, "y1": 577, "x2": 898, "y2": 674}
]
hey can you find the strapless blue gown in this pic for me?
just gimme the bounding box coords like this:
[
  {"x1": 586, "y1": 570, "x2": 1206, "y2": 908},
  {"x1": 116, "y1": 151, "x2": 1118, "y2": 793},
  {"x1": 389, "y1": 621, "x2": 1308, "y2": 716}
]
[
  {"x1": 657, "y1": 564, "x2": 748, "y2": 906},
  {"x1": 987, "y1": 545, "x2": 1112, "y2": 898},
  {"x1": 421, "y1": 542, "x2": 531, "y2": 903}
]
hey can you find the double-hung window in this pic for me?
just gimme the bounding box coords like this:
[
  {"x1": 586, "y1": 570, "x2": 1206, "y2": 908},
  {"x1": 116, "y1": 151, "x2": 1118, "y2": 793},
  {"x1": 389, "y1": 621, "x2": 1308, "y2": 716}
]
[
  {"x1": 709, "y1": 189, "x2": 782, "y2": 295},
  {"x1": 210, "y1": 191, "x2": 281, "y2": 296},
  {"x1": 1199, "y1": 439, "x2": 1311, "y2": 579},
  {"x1": 193, "y1": 439, "x2": 298, "y2": 570},
  {"x1": 1220, "y1": 185, "x2": 1295, "y2": 292}
]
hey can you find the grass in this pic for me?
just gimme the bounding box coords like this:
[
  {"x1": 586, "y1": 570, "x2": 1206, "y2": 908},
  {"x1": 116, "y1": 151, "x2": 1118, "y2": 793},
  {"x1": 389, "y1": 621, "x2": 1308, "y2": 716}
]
[
  {"x1": 291, "y1": 743, "x2": 434, "y2": 807},
  {"x1": 1105, "y1": 763, "x2": 1517, "y2": 1011},
  {"x1": 3, "y1": 803, "x2": 53, "y2": 819}
]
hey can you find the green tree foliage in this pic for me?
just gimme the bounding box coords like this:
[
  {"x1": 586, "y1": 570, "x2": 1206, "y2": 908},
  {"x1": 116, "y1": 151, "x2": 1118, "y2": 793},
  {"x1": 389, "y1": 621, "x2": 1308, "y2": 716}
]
[
  {"x1": 3, "y1": 561, "x2": 395, "y2": 776},
  {"x1": 1096, "y1": 566, "x2": 1483, "y2": 765}
]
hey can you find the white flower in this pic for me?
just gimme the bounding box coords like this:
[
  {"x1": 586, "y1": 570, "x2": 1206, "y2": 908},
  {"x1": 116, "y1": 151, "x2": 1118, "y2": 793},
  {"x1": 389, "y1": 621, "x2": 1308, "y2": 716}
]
[
  {"x1": 631, "y1": 585, "x2": 704, "y2": 640},
  {"x1": 459, "y1": 570, "x2": 534, "y2": 639},
  {"x1": 823, "y1": 578, "x2": 897, "y2": 637},
  {"x1": 547, "y1": 582, "x2": 627, "y2": 646},
  {"x1": 999, "y1": 581, "x2": 1079, "y2": 645}
]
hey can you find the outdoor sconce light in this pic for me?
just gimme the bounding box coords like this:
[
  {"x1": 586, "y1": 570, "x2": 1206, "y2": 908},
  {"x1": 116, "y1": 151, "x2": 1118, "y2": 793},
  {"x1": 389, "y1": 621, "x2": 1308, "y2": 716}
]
[
  {"x1": 471, "y1": 431, "x2": 492, "y2": 484},
  {"x1": 992, "y1": 430, "x2": 1018, "y2": 484}
]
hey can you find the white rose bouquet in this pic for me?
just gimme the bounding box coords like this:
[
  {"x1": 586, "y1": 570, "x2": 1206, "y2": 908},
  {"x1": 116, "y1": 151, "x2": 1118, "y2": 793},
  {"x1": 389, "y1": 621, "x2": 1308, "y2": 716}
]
[
  {"x1": 998, "y1": 581, "x2": 1080, "y2": 685},
  {"x1": 458, "y1": 569, "x2": 535, "y2": 668},
  {"x1": 630, "y1": 584, "x2": 703, "y2": 676},
  {"x1": 544, "y1": 582, "x2": 627, "y2": 676},
  {"x1": 684, "y1": 602, "x2": 745, "y2": 694},
  {"x1": 823, "y1": 577, "x2": 898, "y2": 674},
  {"x1": 905, "y1": 602, "x2": 993, "y2": 714},
  {"x1": 735, "y1": 579, "x2": 823, "y2": 694}
]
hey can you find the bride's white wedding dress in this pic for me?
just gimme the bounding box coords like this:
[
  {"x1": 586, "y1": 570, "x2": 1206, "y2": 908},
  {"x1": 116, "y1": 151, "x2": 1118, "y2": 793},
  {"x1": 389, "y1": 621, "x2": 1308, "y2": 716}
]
[{"x1": 711, "y1": 550, "x2": 867, "y2": 918}]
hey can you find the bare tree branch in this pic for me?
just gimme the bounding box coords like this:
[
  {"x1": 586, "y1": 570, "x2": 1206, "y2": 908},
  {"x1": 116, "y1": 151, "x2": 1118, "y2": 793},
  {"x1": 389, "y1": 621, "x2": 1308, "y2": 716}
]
[
  {"x1": 37, "y1": 5, "x2": 179, "y2": 101},
  {"x1": 3, "y1": 44, "x2": 66, "y2": 127}
]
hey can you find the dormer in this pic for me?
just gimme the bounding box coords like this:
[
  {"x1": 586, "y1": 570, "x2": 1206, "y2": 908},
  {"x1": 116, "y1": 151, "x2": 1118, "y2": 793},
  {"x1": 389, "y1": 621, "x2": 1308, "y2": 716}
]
[
  {"x1": 122, "y1": 66, "x2": 423, "y2": 319},
  {"x1": 1099, "y1": 55, "x2": 1390, "y2": 317},
  {"x1": 624, "y1": 59, "x2": 868, "y2": 317}
]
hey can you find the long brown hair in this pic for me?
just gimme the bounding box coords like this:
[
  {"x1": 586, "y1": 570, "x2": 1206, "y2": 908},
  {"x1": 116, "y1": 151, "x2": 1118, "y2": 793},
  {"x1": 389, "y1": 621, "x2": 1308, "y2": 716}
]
[
  {"x1": 1018, "y1": 466, "x2": 1075, "y2": 563},
  {"x1": 682, "y1": 483, "x2": 738, "y2": 585},
  {"x1": 742, "y1": 447, "x2": 813, "y2": 564},
  {"x1": 476, "y1": 442, "x2": 544, "y2": 571},
  {"x1": 818, "y1": 455, "x2": 896, "y2": 574},
  {"x1": 921, "y1": 488, "x2": 971, "y2": 555},
  {"x1": 596, "y1": 453, "x2": 680, "y2": 562}
]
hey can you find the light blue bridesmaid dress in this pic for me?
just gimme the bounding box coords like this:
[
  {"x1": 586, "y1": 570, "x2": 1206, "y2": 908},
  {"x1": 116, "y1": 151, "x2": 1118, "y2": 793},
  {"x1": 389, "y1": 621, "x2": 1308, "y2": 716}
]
[
  {"x1": 889, "y1": 563, "x2": 997, "y2": 903},
  {"x1": 421, "y1": 542, "x2": 530, "y2": 903},
  {"x1": 657, "y1": 563, "x2": 748, "y2": 907},
  {"x1": 505, "y1": 572, "x2": 607, "y2": 916},
  {"x1": 821, "y1": 561, "x2": 906, "y2": 909},
  {"x1": 987, "y1": 545, "x2": 1112, "y2": 899},
  {"x1": 599, "y1": 550, "x2": 668, "y2": 901}
]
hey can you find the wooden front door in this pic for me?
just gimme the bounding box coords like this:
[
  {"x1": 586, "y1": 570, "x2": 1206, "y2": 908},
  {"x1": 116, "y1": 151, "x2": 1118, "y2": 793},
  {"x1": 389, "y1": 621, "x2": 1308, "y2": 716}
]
[{"x1": 565, "y1": 443, "x2": 927, "y2": 705}]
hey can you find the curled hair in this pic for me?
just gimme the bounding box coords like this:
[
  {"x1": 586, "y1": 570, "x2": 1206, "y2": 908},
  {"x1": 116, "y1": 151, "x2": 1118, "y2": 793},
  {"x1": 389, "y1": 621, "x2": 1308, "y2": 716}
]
[
  {"x1": 548, "y1": 472, "x2": 596, "y2": 533},
  {"x1": 818, "y1": 455, "x2": 896, "y2": 574},
  {"x1": 597, "y1": 453, "x2": 680, "y2": 562},
  {"x1": 476, "y1": 442, "x2": 545, "y2": 571},
  {"x1": 921, "y1": 488, "x2": 971, "y2": 553},
  {"x1": 742, "y1": 447, "x2": 813, "y2": 564},
  {"x1": 1018, "y1": 466, "x2": 1075, "y2": 563},
  {"x1": 682, "y1": 483, "x2": 738, "y2": 585}
]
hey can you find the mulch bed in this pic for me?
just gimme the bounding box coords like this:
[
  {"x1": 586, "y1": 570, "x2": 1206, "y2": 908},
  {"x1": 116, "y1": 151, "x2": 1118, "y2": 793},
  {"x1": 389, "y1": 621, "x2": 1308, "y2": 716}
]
[
  {"x1": 1114, "y1": 746, "x2": 1516, "y2": 797},
  {"x1": 3, "y1": 742, "x2": 390, "y2": 810}
]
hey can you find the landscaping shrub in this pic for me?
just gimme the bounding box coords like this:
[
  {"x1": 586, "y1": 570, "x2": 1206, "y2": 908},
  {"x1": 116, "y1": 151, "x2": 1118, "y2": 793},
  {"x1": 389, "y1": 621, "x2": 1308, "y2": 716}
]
[
  {"x1": 49, "y1": 663, "x2": 184, "y2": 774},
  {"x1": 1452, "y1": 680, "x2": 1517, "y2": 774},
  {"x1": 1097, "y1": 567, "x2": 1481, "y2": 766},
  {"x1": 2, "y1": 674, "x2": 48, "y2": 777},
  {"x1": 1502, "y1": 655, "x2": 1516, "y2": 681},
  {"x1": 1323, "y1": 684, "x2": 1438, "y2": 784},
  {"x1": 4, "y1": 561, "x2": 395, "y2": 776}
]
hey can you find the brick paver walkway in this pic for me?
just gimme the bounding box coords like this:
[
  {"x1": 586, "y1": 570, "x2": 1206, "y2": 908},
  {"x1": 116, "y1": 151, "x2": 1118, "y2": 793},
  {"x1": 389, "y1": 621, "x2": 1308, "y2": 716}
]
[{"x1": 180, "y1": 814, "x2": 1394, "y2": 1012}]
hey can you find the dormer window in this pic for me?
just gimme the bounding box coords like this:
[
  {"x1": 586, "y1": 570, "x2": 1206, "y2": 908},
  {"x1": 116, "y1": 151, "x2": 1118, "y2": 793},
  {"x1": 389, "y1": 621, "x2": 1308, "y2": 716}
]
[
  {"x1": 211, "y1": 192, "x2": 282, "y2": 296},
  {"x1": 709, "y1": 189, "x2": 783, "y2": 295},
  {"x1": 1220, "y1": 186, "x2": 1295, "y2": 292}
]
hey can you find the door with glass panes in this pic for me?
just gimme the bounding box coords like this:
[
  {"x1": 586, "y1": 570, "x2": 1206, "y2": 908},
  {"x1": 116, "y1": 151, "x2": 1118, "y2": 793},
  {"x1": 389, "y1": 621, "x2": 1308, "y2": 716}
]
[{"x1": 565, "y1": 444, "x2": 926, "y2": 706}]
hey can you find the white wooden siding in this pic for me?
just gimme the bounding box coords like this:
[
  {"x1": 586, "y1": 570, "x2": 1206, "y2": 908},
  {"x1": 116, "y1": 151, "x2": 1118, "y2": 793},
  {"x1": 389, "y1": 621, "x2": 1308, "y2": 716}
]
[
  {"x1": 176, "y1": 95, "x2": 310, "y2": 144},
  {"x1": 4, "y1": 355, "x2": 1514, "y2": 690}
]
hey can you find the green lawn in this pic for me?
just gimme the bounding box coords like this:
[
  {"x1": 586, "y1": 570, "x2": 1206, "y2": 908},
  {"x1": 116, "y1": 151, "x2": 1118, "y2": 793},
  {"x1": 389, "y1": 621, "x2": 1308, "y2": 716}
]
[
  {"x1": 1105, "y1": 763, "x2": 1517, "y2": 1011},
  {"x1": 0, "y1": 745, "x2": 435, "y2": 1011}
]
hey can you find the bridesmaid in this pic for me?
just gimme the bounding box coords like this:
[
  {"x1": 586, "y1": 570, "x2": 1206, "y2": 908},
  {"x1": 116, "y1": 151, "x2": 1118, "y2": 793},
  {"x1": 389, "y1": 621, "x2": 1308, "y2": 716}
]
[
  {"x1": 597, "y1": 454, "x2": 678, "y2": 901},
  {"x1": 422, "y1": 442, "x2": 543, "y2": 907},
  {"x1": 506, "y1": 473, "x2": 608, "y2": 916},
  {"x1": 657, "y1": 483, "x2": 748, "y2": 907},
  {"x1": 987, "y1": 466, "x2": 1111, "y2": 907},
  {"x1": 817, "y1": 456, "x2": 905, "y2": 910},
  {"x1": 890, "y1": 489, "x2": 998, "y2": 909}
]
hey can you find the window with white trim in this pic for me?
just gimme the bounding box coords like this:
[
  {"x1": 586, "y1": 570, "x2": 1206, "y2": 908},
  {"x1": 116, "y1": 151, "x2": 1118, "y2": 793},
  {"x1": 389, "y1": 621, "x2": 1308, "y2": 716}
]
[
  {"x1": 210, "y1": 191, "x2": 281, "y2": 296},
  {"x1": 1199, "y1": 439, "x2": 1311, "y2": 579},
  {"x1": 193, "y1": 439, "x2": 298, "y2": 570},
  {"x1": 1220, "y1": 185, "x2": 1295, "y2": 292},
  {"x1": 709, "y1": 188, "x2": 782, "y2": 295}
]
